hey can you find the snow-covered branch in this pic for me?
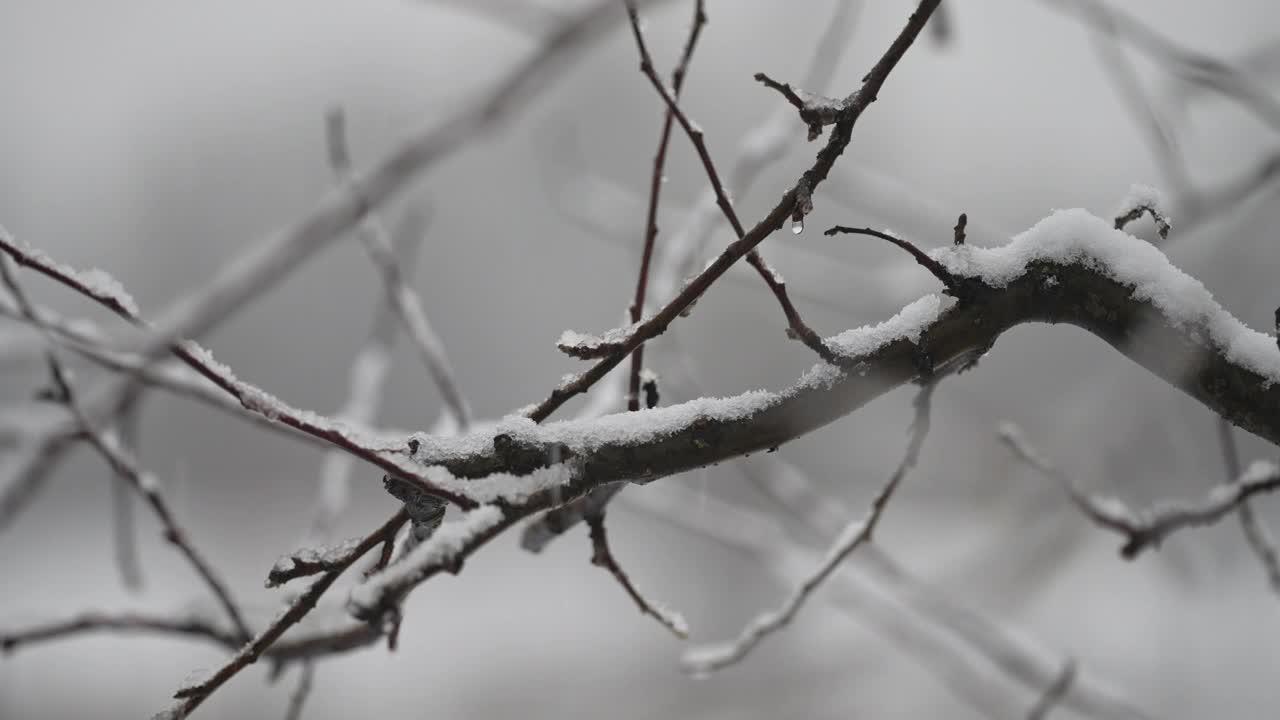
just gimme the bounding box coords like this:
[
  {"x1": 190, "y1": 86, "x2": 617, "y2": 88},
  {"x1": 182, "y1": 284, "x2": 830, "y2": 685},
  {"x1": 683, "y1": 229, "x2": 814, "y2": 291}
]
[{"x1": 408, "y1": 210, "x2": 1280, "y2": 500}]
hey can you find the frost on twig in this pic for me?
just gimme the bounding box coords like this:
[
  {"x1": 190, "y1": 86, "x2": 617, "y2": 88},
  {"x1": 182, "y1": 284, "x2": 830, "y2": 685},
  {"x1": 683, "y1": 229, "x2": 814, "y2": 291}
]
[
  {"x1": 682, "y1": 380, "x2": 936, "y2": 674},
  {"x1": 1112, "y1": 183, "x2": 1172, "y2": 239},
  {"x1": 1000, "y1": 423, "x2": 1280, "y2": 559}
]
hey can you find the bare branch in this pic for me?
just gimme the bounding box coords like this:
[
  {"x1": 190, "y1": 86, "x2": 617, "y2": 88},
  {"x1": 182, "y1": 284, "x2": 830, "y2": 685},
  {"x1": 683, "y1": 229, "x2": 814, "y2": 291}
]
[
  {"x1": 520, "y1": 0, "x2": 864, "y2": 550},
  {"x1": 584, "y1": 511, "x2": 688, "y2": 638},
  {"x1": 527, "y1": 0, "x2": 943, "y2": 421},
  {"x1": 825, "y1": 225, "x2": 960, "y2": 292},
  {"x1": 627, "y1": 0, "x2": 707, "y2": 413},
  {"x1": 622, "y1": 1, "x2": 835, "y2": 364},
  {"x1": 681, "y1": 380, "x2": 936, "y2": 674}
]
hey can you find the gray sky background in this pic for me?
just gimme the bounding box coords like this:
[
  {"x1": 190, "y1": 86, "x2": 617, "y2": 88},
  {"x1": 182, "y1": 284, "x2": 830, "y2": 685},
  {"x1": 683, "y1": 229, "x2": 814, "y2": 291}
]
[{"x1": 2, "y1": 1, "x2": 1279, "y2": 718}]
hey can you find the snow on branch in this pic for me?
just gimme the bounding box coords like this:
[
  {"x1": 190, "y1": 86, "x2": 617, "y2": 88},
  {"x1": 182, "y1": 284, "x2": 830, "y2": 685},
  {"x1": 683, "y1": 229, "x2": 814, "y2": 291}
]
[
  {"x1": 388, "y1": 208, "x2": 1280, "y2": 523},
  {"x1": 1112, "y1": 183, "x2": 1172, "y2": 238},
  {"x1": 348, "y1": 506, "x2": 507, "y2": 622}
]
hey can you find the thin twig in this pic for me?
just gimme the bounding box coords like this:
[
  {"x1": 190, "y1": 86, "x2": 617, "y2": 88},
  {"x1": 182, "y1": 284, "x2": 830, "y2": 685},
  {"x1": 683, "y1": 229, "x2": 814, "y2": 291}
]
[
  {"x1": 627, "y1": 0, "x2": 707, "y2": 413},
  {"x1": 681, "y1": 380, "x2": 937, "y2": 674},
  {"x1": 825, "y1": 225, "x2": 959, "y2": 291},
  {"x1": 324, "y1": 109, "x2": 471, "y2": 430},
  {"x1": 622, "y1": 0, "x2": 836, "y2": 364},
  {"x1": 585, "y1": 511, "x2": 688, "y2": 638},
  {"x1": 529, "y1": 0, "x2": 942, "y2": 421}
]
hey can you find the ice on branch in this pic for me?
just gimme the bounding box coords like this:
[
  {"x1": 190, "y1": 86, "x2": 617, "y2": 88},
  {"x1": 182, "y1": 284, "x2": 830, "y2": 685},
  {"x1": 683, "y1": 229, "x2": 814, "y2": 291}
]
[
  {"x1": 930, "y1": 209, "x2": 1280, "y2": 384},
  {"x1": 348, "y1": 505, "x2": 505, "y2": 619}
]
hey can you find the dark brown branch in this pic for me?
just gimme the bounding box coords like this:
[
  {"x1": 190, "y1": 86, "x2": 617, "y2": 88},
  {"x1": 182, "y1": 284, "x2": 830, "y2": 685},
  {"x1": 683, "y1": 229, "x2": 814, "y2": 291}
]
[
  {"x1": 527, "y1": 0, "x2": 942, "y2": 421},
  {"x1": 519, "y1": 0, "x2": 862, "y2": 551},
  {"x1": 419, "y1": 257, "x2": 1280, "y2": 487},
  {"x1": 585, "y1": 511, "x2": 687, "y2": 638},
  {"x1": 1113, "y1": 204, "x2": 1172, "y2": 240},
  {"x1": 824, "y1": 225, "x2": 960, "y2": 292}
]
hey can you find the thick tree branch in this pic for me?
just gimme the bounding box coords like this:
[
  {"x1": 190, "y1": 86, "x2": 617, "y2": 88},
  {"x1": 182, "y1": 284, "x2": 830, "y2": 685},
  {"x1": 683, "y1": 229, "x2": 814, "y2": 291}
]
[{"x1": 408, "y1": 212, "x2": 1280, "y2": 496}]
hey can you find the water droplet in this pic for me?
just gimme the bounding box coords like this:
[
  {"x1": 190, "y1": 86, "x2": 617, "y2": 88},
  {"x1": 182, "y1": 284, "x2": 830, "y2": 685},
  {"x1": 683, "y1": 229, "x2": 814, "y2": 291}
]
[{"x1": 791, "y1": 218, "x2": 804, "y2": 235}]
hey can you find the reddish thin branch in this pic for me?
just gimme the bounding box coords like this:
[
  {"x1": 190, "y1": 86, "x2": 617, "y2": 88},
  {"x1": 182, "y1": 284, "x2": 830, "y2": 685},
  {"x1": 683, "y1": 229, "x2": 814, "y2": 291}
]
[
  {"x1": 825, "y1": 225, "x2": 960, "y2": 292},
  {"x1": 529, "y1": 0, "x2": 942, "y2": 421},
  {"x1": 622, "y1": 1, "x2": 834, "y2": 364},
  {"x1": 585, "y1": 511, "x2": 687, "y2": 638},
  {"x1": 628, "y1": 0, "x2": 707, "y2": 413}
]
